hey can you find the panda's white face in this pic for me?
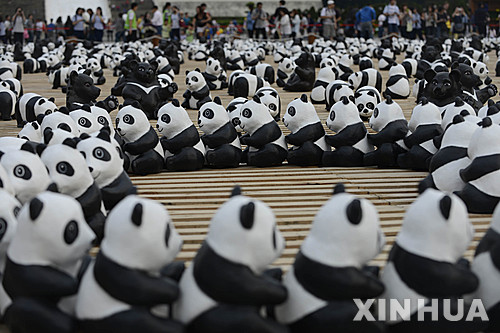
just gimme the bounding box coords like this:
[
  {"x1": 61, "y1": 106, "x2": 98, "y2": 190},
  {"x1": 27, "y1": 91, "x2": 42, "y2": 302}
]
[
  {"x1": 116, "y1": 105, "x2": 151, "y2": 143},
  {"x1": 206, "y1": 192, "x2": 284, "y2": 274},
  {"x1": 156, "y1": 102, "x2": 193, "y2": 138},
  {"x1": 0, "y1": 190, "x2": 20, "y2": 266},
  {"x1": 205, "y1": 57, "x2": 222, "y2": 76},
  {"x1": 397, "y1": 189, "x2": 473, "y2": 263},
  {"x1": 369, "y1": 99, "x2": 405, "y2": 132},
  {"x1": 34, "y1": 98, "x2": 58, "y2": 119},
  {"x1": 90, "y1": 106, "x2": 115, "y2": 135},
  {"x1": 156, "y1": 56, "x2": 170, "y2": 70},
  {"x1": 472, "y1": 61, "x2": 488, "y2": 79},
  {"x1": 408, "y1": 101, "x2": 441, "y2": 132},
  {"x1": 468, "y1": 118, "x2": 500, "y2": 158},
  {"x1": 302, "y1": 188, "x2": 385, "y2": 267},
  {"x1": 319, "y1": 58, "x2": 335, "y2": 69},
  {"x1": 8, "y1": 192, "x2": 95, "y2": 269},
  {"x1": 244, "y1": 51, "x2": 258, "y2": 64},
  {"x1": 283, "y1": 96, "x2": 319, "y2": 133},
  {"x1": 18, "y1": 121, "x2": 42, "y2": 142},
  {"x1": 255, "y1": 87, "x2": 281, "y2": 119},
  {"x1": 40, "y1": 111, "x2": 79, "y2": 137},
  {"x1": 158, "y1": 73, "x2": 173, "y2": 89},
  {"x1": 355, "y1": 88, "x2": 380, "y2": 118},
  {"x1": 43, "y1": 128, "x2": 75, "y2": 146},
  {"x1": 441, "y1": 116, "x2": 478, "y2": 149},
  {"x1": 86, "y1": 58, "x2": 100, "y2": 72},
  {"x1": 339, "y1": 54, "x2": 354, "y2": 66},
  {"x1": 70, "y1": 110, "x2": 101, "y2": 135},
  {"x1": 327, "y1": 98, "x2": 362, "y2": 132},
  {"x1": 198, "y1": 101, "x2": 229, "y2": 135},
  {"x1": 348, "y1": 72, "x2": 362, "y2": 89},
  {"x1": 226, "y1": 98, "x2": 247, "y2": 133},
  {"x1": 185, "y1": 70, "x2": 207, "y2": 92},
  {"x1": 278, "y1": 58, "x2": 296, "y2": 75},
  {"x1": 239, "y1": 99, "x2": 274, "y2": 135},
  {"x1": 441, "y1": 101, "x2": 476, "y2": 130},
  {"x1": 102, "y1": 195, "x2": 182, "y2": 271}
]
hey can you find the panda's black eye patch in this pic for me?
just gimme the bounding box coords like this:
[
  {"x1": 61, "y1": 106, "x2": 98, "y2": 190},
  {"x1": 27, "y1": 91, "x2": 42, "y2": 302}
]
[
  {"x1": 242, "y1": 108, "x2": 252, "y2": 118},
  {"x1": 123, "y1": 115, "x2": 134, "y2": 125},
  {"x1": 214, "y1": 65, "x2": 218, "y2": 71},
  {"x1": 346, "y1": 199, "x2": 362, "y2": 225},
  {"x1": 165, "y1": 223, "x2": 171, "y2": 247},
  {"x1": 288, "y1": 106, "x2": 296, "y2": 117},
  {"x1": 269, "y1": 104, "x2": 276, "y2": 111},
  {"x1": 161, "y1": 114, "x2": 171, "y2": 124},
  {"x1": 203, "y1": 109, "x2": 214, "y2": 119},
  {"x1": 14, "y1": 165, "x2": 31, "y2": 180},
  {"x1": 227, "y1": 105, "x2": 236, "y2": 112},
  {"x1": 367, "y1": 102, "x2": 374, "y2": 109},
  {"x1": 192, "y1": 76, "x2": 198, "y2": 82},
  {"x1": 78, "y1": 117, "x2": 92, "y2": 128},
  {"x1": 329, "y1": 111, "x2": 335, "y2": 121},
  {"x1": 64, "y1": 220, "x2": 79, "y2": 244},
  {"x1": 373, "y1": 108, "x2": 379, "y2": 118},
  {"x1": 357, "y1": 104, "x2": 364, "y2": 112},
  {"x1": 93, "y1": 147, "x2": 111, "y2": 161},
  {"x1": 13, "y1": 206, "x2": 20, "y2": 217},
  {"x1": 0, "y1": 218, "x2": 7, "y2": 241},
  {"x1": 98, "y1": 116, "x2": 109, "y2": 126},
  {"x1": 56, "y1": 162, "x2": 75, "y2": 176}
]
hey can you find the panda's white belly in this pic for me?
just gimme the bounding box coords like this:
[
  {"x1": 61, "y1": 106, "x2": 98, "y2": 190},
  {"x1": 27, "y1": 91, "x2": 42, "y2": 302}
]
[
  {"x1": 388, "y1": 78, "x2": 410, "y2": 96},
  {"x1": 470, "y1": 252, "x2": 500, "y2": 310},
  {"x1": 470, "y1": 170, "x2": 500, "y2": 197},
  {"x1": 75, "y1": 262, "x2": 131, "y2": 320},
  {"x1": 173, "y1": 264, "x2": 216, "y2": 324},
  {"x1": 314, "y1": 136, "x2": 330, "y2": 152},
  {"x1": 275, "y1": 266, "x2": 326, "y2": 324},
  {"x1": 353, "y1": 135, "x2": 374, "y2": 154},
  {"x1": 420, "y1": 139, "x2": 437, "y2": 154},
  {"x1": 311, "y1": 83, "x2": 327, "y2": 102},
  {"x1": 432, "y1": 157, "x2": 469, "y2": 193}
]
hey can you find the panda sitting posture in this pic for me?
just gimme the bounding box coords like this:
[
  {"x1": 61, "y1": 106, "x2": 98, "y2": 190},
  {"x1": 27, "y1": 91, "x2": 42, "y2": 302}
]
[
  {"x1": 174, "y1": 186, "x2": 288, "y2": 333},
  {"x1": 325, "y1": 81, "x2": 355, "y2": 111},
  {"x1": 203, "y1": 57, "x2": 228, "y2": 91},
  {"x1": 3, "y1": 192, "x2": 95, "y2": 333},
  {"x1": 116, "y1": 104, "x2": 165, "y2": 175},
  {"x1": 69, "y1": 105, "x2": 102, "y2": 135},
  {"x1": 198, "y1": 97, "x2": 242, "y2": 168},
  {"x1": 355, "y1": 86, "x2": 381, "y2": 120},
  {"x1": 348, "y1": 68, "x2": 382, "y2": 92},
  {"x1": 452, "y1": 61, "x2": 497, "y2": 112},
  {"x1": 157, "y1": 100, "x2": 206, "y2": 171},
  {"x1": 239, "y1": 96, "x2": 288, "y2": 167},
  {"x1": 76, "y1": 195, "x2": 184, "y2": 333},
  {"x1": 66, "y1": 71, "x2": 119, "y2": 114},
  {"x1": 226, "y1": 97, "x2": 247, "y2": 134},
  {"x1": 247, "y1": 63, "x2": 275, "y2": 85},
  {"x1": 283, "y1": 94, "x2": 329, "y2": 166},
  {"x1": 255, "y1": 87, "x2": 281, "y2": 122},
  {"x1": 233, "y1": 73, "x2": 269, "y2": 99},
  {"x1": 276, "y1": 58, "x2": 296, "y2": 88},
  {"x1": 86, "y1": 58, "x2": 106, "y2": 85},
  {"x1": 310, "y1": 66, "x2": 338, "y2": 104},
  {"x1": 15, "y1": 93, "x2": 58, "y2": 128},
  {"x1": 384, "y1": 64, "x2": 410, "y2": 99},
  {"x1": 284, "y1": 52, "x2": 316, "y2": 92},
  {"x1": 182, "y1": 69, "x2": 212, "y2": 110}
]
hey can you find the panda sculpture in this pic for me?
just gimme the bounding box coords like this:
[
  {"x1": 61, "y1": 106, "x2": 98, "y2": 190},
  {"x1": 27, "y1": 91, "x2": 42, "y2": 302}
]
[
  {"x1": 198, "y1": 97, "x2": 242, "y2": 168},
  {"x1": 116, "y1": 104, "x2": 165, "y2": 175},
  {"x1": 0, "y1": 189, "x2": 19, "y2": 271},
  {"x1": 37, "y1": 110, "x2": 80, "y2": 137},
  {"x1": 284, "y1": 52, "x2": 316, "y2": 92},
  {"x1": 384, "y1": 64, "x2": 410, "y2": 99},
  {"x1": 76, "y1": 195, "x2": 184, "y2": 333},
  {"x1": 337, "y1": 54, "x2": 354, "y2": 81},
  {"x1": 282, "y1": 94, "x2": 329, "y2": 166},
  {"x1": 233, "y1": 73, "x2": 269, "y2": 99},
  {"x1": 247, "y1": 63, "x2": 275, "y2": 85},
  {"x1": 0, "y1": 89, "x2": 16, "y2": 121},
  {"x1": 77, "y1": 128, "x2": 137, "y2": 211},
  {"x1": 69, "y1": 106, "x2": 101, "y2": 135},
  {"x1": 154, "y1": 56, "x2": 175, "y2": 80},
  {"x1": 255, "y1": 87, "x2": 281, "y2": 121},
  {"x1": 89, "y1": 105, "x2": 123, "y2": 145},
  {"x1": 323, "y1": 96, "x2": 374, "y2": 167},
  {"x1": 182, "y1": 69, "x2": 212, "y2": 110},
  {"x1": 455, "y1": 117, "x2": 500, "y2": 214},
  {"x1": 275, "y1": 183, "x2": 385, "y2": 333},
  {"x1": 348, "y1": 68, "x2": 382, "y2": 92},
  {"x1": 355, "y1": 86, "x2": 381, "y2": 120},
  {"x1": 226, "y1": 97, "x2": 247, "y2": 134},
  {"x1": 22, "y1": 58, "x2": 40, "y2": 74},
  {"x1": 276, "y1": 58, "x2": 296, "y2": 88},
  {"x1": 17, "y1": 121, "x2": 42, "y2": 142},
  {"x1": 471, "y1": 60, "x2": 491, "y2": 89},
  {"x1": 227, "y1": 70, "x2": 245, "y2": 96},
  {"x1": 157, "y1": 100, "x2": 206, "y2": 171},
  {"x1": 47, "y1": 66, "x2": 70, "y2": 90},
  {"x1": 226, "y1": 50, "x2": 244, "y2": 70},
  {"x1": 325, "y1": 80, "x2": 355, "y2": 111},
  {"x1": 378, "y1": 49, "x2": 395, "y2": 71},
  {"x1": 310, "y1": 66, "x2": 338, "y2": 104},
  {"x1": 173, "y1": 186, "x2": 288, "y2": 333},
  {"x1": 2, "y1": 192, "x2": 95, "y2": 333},
  {"x1": 0, "y1": 77, "x2": 23, "y2": 98},
  {"x1": 86, "y1": 58, "x2": 106, "y2": 86},
  {"x1": 15, "y1": 93, "x2": 57, "y2": 128},
  {"x1": 203, "y1": 57, "x2": 228, "y2": 91},
  {"x1": 359, "y1": 56, "x2": 373, "y2": 70},
  {"x1": 239, "y1": 97, "x2": 288, "y2": 167},
  {"x1": 440, "y1": 97, "x2": 476, "y2": 131},
  {"x1": 379, "y1": 189, "x2": 486, "y2": 333},
  {"x1": 66, "y1": 71, "x2": 119, "y2": 114},
  {"x1": 402, "y1": 58, "x2": 418, "y2": 78},
  {"x1": 42, "y1": 128, "x2": 77, "y2": 146}
]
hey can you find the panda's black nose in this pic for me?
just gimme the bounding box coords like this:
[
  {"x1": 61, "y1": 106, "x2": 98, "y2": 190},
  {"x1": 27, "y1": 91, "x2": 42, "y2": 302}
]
[
  {"x1": 156, "y1": 124, "x2": 159, "y2": 129},
  {"x1": 89, "y1": 167, "x2": 93, "y2": 173},
  {"x1": 198, "y1": 119, "x2": 201, "y2": 125}
]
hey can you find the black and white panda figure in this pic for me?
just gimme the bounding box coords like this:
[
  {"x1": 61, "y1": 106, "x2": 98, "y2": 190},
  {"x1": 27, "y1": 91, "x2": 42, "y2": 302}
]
[
  {"x1": 325, "y1": 80, "x2": 355, "y2": 111},
  {"x1": 337, "y1": 54, "x2": 354, "y2": 81},
  {"x1": 247, "y1": 63, "x2": 275, "y2": 85},
  {"x1": 355, "y1": 86, "x2": 381, "y2": 121},
  {"x1": 323, "y1": 97, "x2": 374, "y2": 167},
  {"x1": 226, "y1": 50, "x2": 245, "y2": 70},
  {"x1": 38, "y1": 110, "x2": 80, "y2": 137},
  {"x1": 471, "y1": 60, "x2": 491, "y2": 89},
  {"x1": 41, "y1": 141, "x2": 106, "y2": 241},
  {"x1": 227, "y1": 70, "x2": 245, "y2": 96},
  {"x1": 69, "y1": 106, "x2": 101, "y2": 135},
  {"x1": 173, "y1": 186, "x2": 288, "y2": 333},
  {"x1": 401, "y1": 58, "x2": 418, "y2": 78},
  {"x1": 77, "y1": 128, "x2": 137, "y2": 211},
  {"x1": 284, "y1": 52, "x2": 316, "y2": 92},
  {"x1": 275, "y1": 183, "x2": 385, "y2": 333},
  {"x1": 198, "y1": 97, "x2": 242, "y2": 168},
  {"x1": 276, "y1": 58, "x2": 296, "y2": 88},
  {"x1": 17, "y1": 121, "x2": 42, "y2": 142},
  {"x1": 243, "y1": 51, "x2": 260, "y2": 67},
  {"x1": 364, "y1": 96, "x2": 409, "y2": 168},
  {"x1": 0, "y1": 78, "x2": 23, "y2": 98},
  {"x1": 66, "y1": 71, "x2": 119, "y2": 114},
  {"x1": 255, "y1": 87, "x2": 281, "y2": 122},
  {"x1": 43, "y1": 128, "x2": 76, "y2": 146},
  {"x1": 156, "y1": 100, "x2": 206, "y2": 171},
  {"x1": 0, "y1": 189, "x2": 19, "y2": 271},
  {"x1": 226, "y1": 97, "x2": 247, "y2": 134},
  {"x1": 379, "y1": 188, "x2": 486, "y2": 333},
  {"x1": 154, "y1": 56, "x2": 175, "y2": 80},
  {"x1": 455, "y1": 117, "x2": 500, "y2": 214},
  {"x1": 348, "y1": 68, "x2": 382, "y2": 92},
  {"x1": 0, "y1": 89, "x2": 16, "y2": 121},
  {"x1": 15, "y1": 93, "x2": 57, "y2": 128},
  {"x1": 384, "y1": 64, "x2": 410, "y2": 99},
  {"x1": 22, "y1": 57, "x2": 40, "y2": 74},
  {"x1": 233, "y1": 73, "x2": 269, "y2": 99},
  {"x1": 203, "y1": 57, "x2": 228, "y2": 91},
  {"x1": 239, "y1": 97, "x2": 288, "y2": 167},
  {"x1": 116, "y1": 104, "x2": 165, "y2": 175},
  {"x1": 282, "y1": 94, "x2": 329, "y2": 166},
  {"x1": 440, "y1": 97, "x2": 476, "y2": 130},
  {"x1": 76, "y1": 195, "x2": 184, "y2": 333},
  {"x1": 0, "y1": 162, "x2": 15, "y2": 197},
  {"x1": 2, "y1": 192, "x2": 95, "y2": 333},
  {"x1": 47, "y1": 66, "x2": 69, "y2": 90},
  {"x1": 182, "y1": 69, "x2": 212, "y2": 110},
  {"x1": 378, "y1": 49, "x2": 395, "y2": 71},
  {"x1": 86, "y1": 58, "x2": 106, "y2": 86},
  {"x1": 359, "y1": 56, "x2": 373, "y2": 70},
  {"x1": 311, "y1": 66, "x2": 338, "y2": 104}
]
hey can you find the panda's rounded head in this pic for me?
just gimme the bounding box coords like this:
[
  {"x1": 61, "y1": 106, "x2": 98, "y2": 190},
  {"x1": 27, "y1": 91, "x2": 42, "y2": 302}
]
[
  {"x1": 157, "y1": 99, "x2": 193, "y2": 138},
  {"x1": 43, "y1": 127, "x2": 75, "y2": 146},
  {"x1": 278, "y1": 58, "x2": 295, "y2": 74},
  {"x1": 441, "y1": 115, "x2": 478, "y2": 149},
  {"x1": 327, "y1": 96, "x2": 362, "y2": 132},
  {"x1": 33, "y1": 97, "x2": 58, "y2": 118},
  {"x1": 185, "y1": 69, "x2": 207, "y2": 91},
  {"x1": 0, "y1": 190, "x2": 20, "y2": 262},
  {"x1": 283, "y1": 94, "x2": 319, "y2": 133},
  {"x1": 472, "y1": 60, "x2": 488, "y2": 78},
  {"x1": 255, "y1": 87, "x2": 281, "y2": 119},
  {"x1": 408, "y1": 98, "x2": 441, "y2": 132},
  {"x1": 86, "y1": 58, "x2": 100, "y2": 71},
  {"x1": 468, "y1": 117, "x2": 500, "y2": 159},
  {"x1": 205, "y1": 57, "x2": 222, "y2": 76},
  {"x1": 226, "y1": 97, "x2": 247, "y2": 133},
  {"x1": 441, "y1": 97, "x2": 476, "y2": 130},
  {"x1": 319, "y1": 57, "x2": 335, "y2": 68},
  {"x1": 348, "y1": 72, "x2": 362, "y2": 88},
  {"x1": 206, "y1": 186, "x2": 285, "y2": 274},
  {"x1": 17, "y1": 121, "x2": 41, "y2": 143},
  {"x1": 90, "y1": 105, "x2": 115, "y2": 136},
  {"x1": 388, "y1": 63, "x2": 407, "y2": 77},
  {"x1": 369, "y1": 96, "x2": 405, "y2": 132},
  {"x1": 302, "y1": 183, "x2": 384, "y2": 267},
  {"x1": 101, "y1": 195, "x2": 182, "y2": 271},
  {"x1": 116, "y1": 104, "x2": 151, "y2": 143},
  {"x1": 239, "y1": 96, "x2": 274, "y2": 135},
  {"x1": 8, "y1": 192, "x2": 95, "y2": 268},
  {"x1": 198, "y1": 97, "x2": 229, "y2": 135},
  {"x1": 70, "y1": 107, "x2": 101, "y2": 135},
  {"x1": 397, "y1": 189, "x2": 473, "y2": 263},
  {"x1": 355, "y1": 86, "x2": 381, "y2": 119},
  {"x1": 158, "y1": 73, "x2": 173, "y2": 88},
  {"x1": 38, "y1": 110, "x2": 79, "y2": 137}
]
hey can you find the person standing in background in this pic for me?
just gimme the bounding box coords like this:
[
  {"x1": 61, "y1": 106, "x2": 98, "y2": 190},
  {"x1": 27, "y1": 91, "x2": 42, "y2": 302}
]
[
  {"x1": 0, "y1": 17, "x2": 6, "y2": 44},
  {"x1": 252, "y1": 2, "x2": 268, "y2": 40},
  {"x1": 320, "y1": 0, "x2": 336, "y2": 40},
  {"x1": 92, "y1": 7, "x2": 105, "y2": 42},
  {"x1": 378, "y1": 13, "x2": 386, "y2": 38},
  {"x1": 474, "y1": 3, "x2": 489, "y2": 36},
  {"x1": 35, "y1": 18, "x2": 44, "y2": 41},
  {"x1": 276, "y1": 7, "x2": 291, "y2": 38},
  {"x1": 125, "y1": 3, "x2": 138, "y2": 41},
  {"x1": 12, "y1": 8, "x2": 25, "y2": 45},
  {"x1": 25, "y1": 14, "x2": 34, "y2": 42},
  {"x1": 356, "y1": 5, "x2": 376, "y2": 39},
  {"x1": 86, "y1": 9, "x2": 94, "y2": 40},
  {"x1": 151, "y1": 6, "x2": 163, "y2": 36},
  {"x1": 46, "y1": 19, "x2": 55, "y2": 42},
  {"x1": 115, "y1": 14, "x2": 125, "y2": 42},
  {"x1": 383, "y1": 0, "x2": 400, "y2": 35},
  {"x1": 436, "y1": 6, "x2": 449, "y2": 38},
  {"x1": 291, "y1": 9, "x2": 301, "y2": 38},
  {"x1": 170, "y1": 6, "x2": 181, "y2": 41},
  {"x1": 412, "y1": 7, "x2": 422, "y2": 39},
  {"x1": 423, "y1": 6, "x2": 436, "y2": 38},
  {"x1": 72, "y1": 8, "x2": 85, "y2": 39},
  {"x1": 245, "y1": 3, "x2": 255, "y2": 39}
]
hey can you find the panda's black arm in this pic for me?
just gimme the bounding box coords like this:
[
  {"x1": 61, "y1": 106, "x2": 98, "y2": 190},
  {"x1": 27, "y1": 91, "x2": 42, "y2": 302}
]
[
  {"x1": 475, "y1": 228, "x2": 500, "y2": 257},
  {"x1": 286, "y1": 122, "x2": 325, "y2": 146},
  {"x1": 94, "y1": 252, "x2": 180, "y2": 305},
  {"x1": 110, "y1": 82, "x2": 126, "y2": 96},
  {"x1": 476, "y1": 84, "x2": 498, "y2": 104},
  {"x1": 201, "y1": 123, "x2": 238, "y2": 148},
  {"x1": 202, "y1": 73, "x2": 218, "y2": 82},
  {"x1": 123, "y1": 128, "x2": 159, "y2": 155},
  {"x1": 385, "y1": 75, "x2": 406, "y2": 90},
  {"x1": 403, "y1": 124, "x2": 443, "y2": 148},
  {"x1": 459, "y1": 154, "x2": 500, "y2": 182},
  {"x1": 325, "y1": 123, "x2": 367, "y2": 148},
  {"x1": 192, "y1": 86, "x2": 210, "y2": 100},
  {"x1": 94, "y1": 69, "x2": 104, "y2": 77},
  {"x1": 294, "y1": 66, "x2": 314, "y2": 81},
  {"x1": 182, "y1": 90, "x2": 192, "y2": 99},
  {"x1": 241, "y1": 122, "x2": 281, "y2": 149},
  {"x1": 367, "y1": 120, "x2": 408, "y2": 146},
  {"x1": 428, "y1": 147, "x2": 468, "y2": 173},
  {"x1": 160, "y1": 125, "x2": 200, "y2": 152},
  {"x1": 390, "y1": 244, "x2": 479, "y2": 297},
  {"x1": 277, "y1": 69, "x2": 287, "y2": 80}
]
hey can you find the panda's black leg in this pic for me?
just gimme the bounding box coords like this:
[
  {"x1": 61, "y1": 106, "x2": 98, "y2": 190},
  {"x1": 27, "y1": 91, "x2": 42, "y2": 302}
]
[
  {"x1": 248, "y1": 144, "x2": 286, "y2": 167},
  {"x1": 130, "y1": 151, "x2": 165, "y2": 175},
  {"x1": 455, "y1": 184, "x2": 500, "y2": 214},
  {"x1": 369, "y1": 143, "x2": 401, "y2": 168},
  {"x1": 97, "y1": 76, "x2": 106, "y2": 85},
  {"x1": 0, "y1": 95, "x2": 12, "y2": 121},
  {"x1": 418, "y1": 175, "x2": 436, "y2": 194},
  {"x1": 166, "y1": 147, "x2": 204, "y2": 171},
  {"x1": 397, "y1": 146, "x2": 432, "y2": 171},
  {"x1": 234, "y1": 80, "x2": 249, "y2": 98},
  {"x1": 14, "y1": 103, "x2": 23, "y2": 128},
  {"x1": 287, "y1": 142, "x2": 323, "y2": 166},
  {"x1": 322, "y1": 147, "x2": 364, "y2": 167},
  {"x1": 206, "y1": 145, "x2": 242, "y2": 168},
  {"x1": 240, "y1": 147, "x2": 249, "y2": 164},
  {"x1": 87, "y1": 212, "x2": 106, "y2": 245}
]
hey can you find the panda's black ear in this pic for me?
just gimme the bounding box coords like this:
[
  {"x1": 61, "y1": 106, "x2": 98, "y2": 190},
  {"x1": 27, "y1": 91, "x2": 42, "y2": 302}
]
[
  {"x1": 195, "y1": 68, "x2": 201, "y2": 73},
  {"x1": 81, "y1": 104, "x2": 92, "y2": 113},
  {"x1": 231, "y1": 185, "x2": 241, "y2": 197},
  {"x1": 36, "y1": 114, "x2": 45, "y2": 125},
  {"x1": 43, "y1": 128, "x2": 53, "y2": 144},
  {"x1": 300, "y1": 94, "x2": 308, "y2": 103},
  {"x1": 62, "y1": 138, "x2": 77, "y2": 149},
  {"x1": 346, "y1": 199, "x2": 362, "y2": 225},
  {"x1": 452, "y1": 114, "x2": 465, "y2": 124},
  {"x1": 253, "y1": 94, "x2": 261, "y2": 104},
  {"x1": 460, "y1": 110, "x2": 470, "y2": 117},
  {"x1": 35, "y1": 143, "x2": 47, "y2": 156},
  {"x1": 172, "y1": 99, "x2": 180, "y2": 107},
  {"x1": 333, "y1": 183, "x2": 345, "y2": 194},
  {"x1": 131, "y1": 203, "x2": 143, "y2": 226},
  {"x1": 439, "y1": 195, "x2": 452, "y2": 220},
  {"x1": 481, "y1": 117, "x2": 493, "y2": 128},
  {"x1": 185, "y1": 70, "x2": 190, "y2": 75},
  {"x1": 58, "y1": 106, "x2": 70, "y2": 115},
  {"x1": 420, "y1": 97, "x2": 428, "y2": 105},
  {"x1": 20, "y1": 142, "x2": 36, "y2": 154},
  {"x1": 38, "y1": 99, "x2": 46, "y2": 105},
  {"x1": 29, "y1": 197, "x2": 44, "y2": 221},
  {"x1": 423, "y1": 69, "x2": 437, "y2": 83},
  {"x1": 214, "y1": 96, "x2": 222, "y2": 105},
  {"x1": 79, "y1": 133, "x2": 90, "y2": 140},
  {"x1": 0, "y1": 151, "x2": 3, "y2": 161},
  {"x1": 97, "y1": 128, "x2": 111, "y2": 142},
  {"x1": 385, "y1": 95, "x2": 393, "y2": 104},
  {"x1": 488, "y1": 99, "x2": 495, "y2": 107},
  {"x1": 450, "y1": 69, "x2": 461, "y2": 83},
  {"x1": 240, "y1": 201, "x2": 255, "y2": 230},
  {"x1": 341, "y1": 96, "x2": 349, "y2": 105},
  {"x1": 131, "y1": 100, "x2": 142, "y2": 110}
]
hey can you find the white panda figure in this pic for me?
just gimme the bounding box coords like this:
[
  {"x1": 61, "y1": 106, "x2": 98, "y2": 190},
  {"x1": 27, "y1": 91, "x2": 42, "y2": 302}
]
[
  {"x1": 233, "y1": 73, "x2": 269, "y2": 99},
  {"x1": 41, "y1": 140, "x2": 106, "y2": 241},
  {"x1": 348, "y1": 68, "x2": 382, "y2": 92},
  {"x1": 42, "y1": 127, "x2": 77, "y2": 146},
  {"x1": 155, "y1": 56, "x2": 175, "y2": 79},
  {"x1": 337, "y1": 54, "x2": 354, "y2": 81},
  {"x1": 402, "y1": 58, "x2": 418, "y2": 78},
  {"x1": 0, "y1": 89, "x2": 16, "y2": 121},
  {"x1": 226, "y1": 50, "x2": 245, "y2": 70},
  {"x1": 397, "y1": 98, "x2": 442, "y2": 171},
  {"x1": 23, "y1": 58, "x2": 40, "y2": 75},
  {"x1": 359, "y1": 56, "x2": 373, "y2": 70},
  {"x1": 202, "y1": 57, "x2": 228, "y2": 91},
  {"x1": 182, "y1": 69, "x2": 212, "y2": 110},
  {"x1": 226, "y1": 97, "x2": 247, "y2": 133},
  {"x1": 478, "y1": 102, "x2": 500, "y2": 125},
  {"x1": 379, "y1": 189, "x2": 484, "y2": 333},
  {"x1": 243, "y1": 51, "x2": 260, "y2": 66},
  {"x1": 441, "y1": 97, "x2": 476, "y2": 130},
  {"x1": 275, "y1": 183, "x2": 385, "y2": 331},
  {"x1": 325, "y1": 80, "x2": 355, "y2": 111},
  {"x1": 323, "y1": 96, "x2": 374, "y2": 167},
  {"x1": 69, "y1": 106, "x2": 101, "y2": 135},
  {"x1": 471, "y1": 60, "x2": 491, "y2": 89},
  {"x1": 311, "y1": 66, "x2": 338, "y2": 104},
  {"x1": 283, "y1": 94, "x2": 329, "y2": 166},
  {"x1": 239, "y1": 97, "x2": 288, "y2": 167},
  {"x1": 38, "y1": 110, "x2": 80, "y2": 137},
  {"x1": 86, "y1": 58, "x2": 106, "y2": 85},
  {"x1": 77, "y1": 127, "x2": 137, "y2": 211},
  {"x1": 173, "y1": 186, "x2": 287, "y2": 332},
  {"x1": 276, "y1": 58, "x2": 296, "y2": 88},
  {"x1": 319, "y1": 57, "x2": 336, "y2": 69},
  {"x1": 384, "y1": 64, "x2": 411, "y2": 100},
  {"x1": 0, "y1": 190, "x2": 19, "y2": 271},
  {"x1": 76, "y1": 195, "x2": 184, "y2": 333},
  {"x1": 247, "y1": 63, "x2": 275, "y2": 85},
  {"x1": 255, "y1": 87, "x2": 281, "y2": 121},
  {"x1": 115, "y1": 104, "x2": 165, "y2": 175},
  {"x1": 0, "y1": 78, "x2": 23, "y2": 98},
  {"x1": 47, "y1": 66, "x2": 70, "y2": 90},
  {"x1": 455, "y1": 117, "x2": 500, "y2": 214},
  {"x1": 17, "y1": 121, "x2": 42, "y2": 142},
  {"x1": 157, "y1": 100, "x2": 206, "y2": 171},
  {"x1": 354, "y1": 86, "x2": 381, "y2": 120},
  {"x1": 15, "y1": 93, "x2": 58, "y2": 128},
  {"x1": 227, "y1": 69, "x2": 245, "y2": 96},
  {"x1": 378, "y1": 48, "x2": 395, "y2": 71},
  {"x1": 198, "y1": 97, "x2": 242, "y2": 168},
  {"x1": 2, "y1": 192, "x2": 95, "y2": 333}
]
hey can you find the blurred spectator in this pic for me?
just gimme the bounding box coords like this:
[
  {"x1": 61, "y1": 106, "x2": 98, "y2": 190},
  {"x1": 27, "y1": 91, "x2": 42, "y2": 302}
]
[
  {"x1": 35, "y1": 18, "x2": 44, "y2": 41},
  {"x1": 378, "y1": 12, "x2": 386, "y2": 37},
  {"x1": 125, "y1": 3, "x2": 138, "y2": 41},
  {"x1": 436, "y1": 6, "x2": 449, "y2": 37},
  {"x1": 245, "y1": 3, "x2": 254, "y2": 38},
  {"x1": 47, "y1": 18, "x2": 56, "y2": 41},
  {"x1": 452, "y1": 7, "x2": 466, "y2": 37},
  {"x1": 25, "y1": 14, "x2": 34, "y2": 42},
  {"x1": 276, "y1": 7, "x2": 291, "y2": 38},
  {"x1": 300, "y1": 11, "x2": 309, "y2": 35},
  {"x1": 151, "y1": 6, "x2": 163, "y2": 35},
  {"x1": 170, "y1": 6, "x2": 181, "y2": 40},
  {"x1": 65, "y1": 15, "x2": 73, "y2": 36},
  {"x1": 0, "y1": 16, "x2": 5, "y2": 43},
  {"x1": 474, "y1": 3, "x2": 489, "y2": 36},
  {"x1": 383, "y1": 0, "x2": 400, "y2": 34},
  {"x1": 423, "y1": 6, "x2": 436, "y2": 37},
  {"x1": 291, "y1": 9, "x2": 300, "y2": 37},
  {"x1": 186, "y1": 23, "x2": 195, "y2": 42},
  {"x1": 86, "y1": 8, "x2": 94, "y2": 40},
  {"x1": 194, "y1": 5, "x2": 211, "y2": 39},
  {"x1": 72, "y1": 8, "x2": 85, "y2": 39},
  {"x1": 115, "y1": 14, "x2": 125, "y2": 42},
  {"x1": 12, "y1": 8, "x2": 25, "y2": 44},
  {"x1": 412, "y1": 7, "x2": 422, "y2": 39},
  {"x1": 320, "y1": 0, "x2": 336, "y2": 40},
  {"x1": 92, "y1": 7, "x2": 106, "y2": 42},
  {"x1": 252, "y1": 2, "x2": 268, "y2": 39},
  {"x1": 356, "y1": 5, "x2": 376, "y2": 39}
]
